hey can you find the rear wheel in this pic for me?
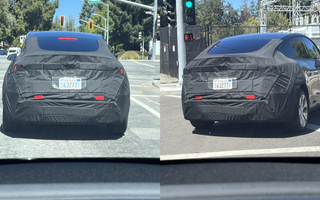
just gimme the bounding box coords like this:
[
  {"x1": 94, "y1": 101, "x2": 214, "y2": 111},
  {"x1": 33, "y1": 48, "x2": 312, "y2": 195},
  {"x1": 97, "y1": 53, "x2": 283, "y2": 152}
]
[
  {"x1": 107, "y1": 120, "x2": 128, "y2": 135},
  {"x1": 284, "y1": 89, "x2": 308, "y2": 133},
  {"x1": 190, "y1": 120, "x2": 214, "y2": 129},
  {"x1": 3, "y1": 114, "x2": 21, "y2": 132}
]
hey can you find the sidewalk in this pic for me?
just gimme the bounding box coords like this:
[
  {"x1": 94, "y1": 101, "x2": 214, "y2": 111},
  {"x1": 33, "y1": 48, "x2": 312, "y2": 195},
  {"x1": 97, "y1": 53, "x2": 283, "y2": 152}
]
[{"x1": 159, "y1": 74, "x2": 182, "y2": 94}]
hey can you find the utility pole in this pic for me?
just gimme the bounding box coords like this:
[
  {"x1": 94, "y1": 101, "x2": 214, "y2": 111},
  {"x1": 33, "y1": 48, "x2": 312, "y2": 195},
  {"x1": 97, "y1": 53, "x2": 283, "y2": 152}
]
[
  {"x1": 177, "y1": 0, "x2": 186, "y2": 84},
  {"x1": 152, "y1": 0, "x2": 157, "y2": 60}
]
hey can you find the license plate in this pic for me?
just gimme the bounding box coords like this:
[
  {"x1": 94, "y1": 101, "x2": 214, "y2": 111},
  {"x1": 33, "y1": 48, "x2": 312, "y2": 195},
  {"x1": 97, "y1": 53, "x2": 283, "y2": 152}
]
[
  {"x1": 213, "y1": 78, "x2": 232, "y2": 90},
  {"x1": 59, "y1": 78, "x2": 81, "y2": 90}
]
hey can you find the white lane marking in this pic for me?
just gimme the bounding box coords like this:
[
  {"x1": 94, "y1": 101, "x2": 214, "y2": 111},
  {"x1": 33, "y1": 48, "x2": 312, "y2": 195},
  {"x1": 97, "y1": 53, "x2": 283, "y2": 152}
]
[
  {"x1": 165, "y1": 95, "x2": 181, "y2": 98},
  {"x1": 131, "y1": 61, "x2": 155, "y2": 68},
  {"x1": 131, "y1": 95, "x2": 159, "y2": 97},
  {"x1": 161, "y1": 146, "x2": 320, "y2": 161},
  {"x1": 160, "y1": 87, "x2": 181, "y2": 92},
  {"x1": 131, "y1": 97, "x2": 160, "y2": 118}
]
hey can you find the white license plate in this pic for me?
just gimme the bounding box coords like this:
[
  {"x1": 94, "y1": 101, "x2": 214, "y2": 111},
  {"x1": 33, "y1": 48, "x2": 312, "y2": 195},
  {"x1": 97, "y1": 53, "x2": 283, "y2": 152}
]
[
  {"x1": 59, "y1": 78, "x2": 81, "y2": 90},
  {"x1": 213, "y1": 78, "x2": 232, "y2": 90}
]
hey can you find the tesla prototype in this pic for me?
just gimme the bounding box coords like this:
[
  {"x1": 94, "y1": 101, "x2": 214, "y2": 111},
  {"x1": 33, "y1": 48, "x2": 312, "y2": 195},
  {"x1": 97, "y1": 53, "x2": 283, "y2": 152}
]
[
  {"x1": 3, "y1": 31, "x2": 130, "y2": 134},
  {"x1": 182, "y1": 33, "x2": 320, "y2": 133}
]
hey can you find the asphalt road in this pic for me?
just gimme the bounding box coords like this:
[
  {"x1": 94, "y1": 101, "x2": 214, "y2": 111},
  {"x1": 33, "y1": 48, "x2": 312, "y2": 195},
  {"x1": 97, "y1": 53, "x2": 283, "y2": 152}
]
[
  {"x1": 0, "y1": 55, "x2": 159, "y2": 159},
  {"x1": 160, "y1": 85, "x2": 320, "y2": 160}
]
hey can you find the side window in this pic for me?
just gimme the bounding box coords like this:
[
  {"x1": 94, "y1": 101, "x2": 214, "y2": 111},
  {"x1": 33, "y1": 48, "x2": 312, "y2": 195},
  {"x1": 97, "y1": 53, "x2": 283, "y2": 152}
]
[
  {"x1": 278, "y1": 37, "x2": 308, "y2": 59},
  {"x1": 302, "y1": 37, "x2": 320, "y2": 59}
]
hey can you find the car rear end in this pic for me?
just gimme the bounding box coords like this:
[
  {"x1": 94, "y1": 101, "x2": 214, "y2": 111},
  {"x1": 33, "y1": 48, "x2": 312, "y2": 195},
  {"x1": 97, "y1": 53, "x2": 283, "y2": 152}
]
[
  {"x1": 3, "y1": 32, "x2": 130, "y2": 130},
  {"x1": 182, "y1": 34, "x2": 303, "y2": 123}
]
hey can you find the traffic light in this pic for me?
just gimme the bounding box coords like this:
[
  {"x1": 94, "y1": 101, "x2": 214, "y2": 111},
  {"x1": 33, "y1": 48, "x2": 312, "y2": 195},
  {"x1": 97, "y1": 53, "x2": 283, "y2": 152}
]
[
  {"x1": 184, "y1": 33, "x2": 193, "y2": 42},
  {"x1": 60, "y1": 15, "x2": 65, "y2": 27},
  {"x1": 155, "y1": 32, "x2": 160, "y2": 40},
  {"x1": 89, "y1": 20, "x2": 94, "y2": 30},
  {"x1": 167, "y1": 0, "x2": 176, "y2": 27},
  {"x1": 139, "y1": 32, "x2": 142, "y2": 40},
  {"x1": 183, "y1": 0, "x2": 196, "y2": 25}
]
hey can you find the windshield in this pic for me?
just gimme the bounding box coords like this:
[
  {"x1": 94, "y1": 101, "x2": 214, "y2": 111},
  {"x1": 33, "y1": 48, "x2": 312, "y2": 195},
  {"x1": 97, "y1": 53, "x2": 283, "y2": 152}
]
[{"x1": 0, "y1": 0, "x2": 160, "y2": 162}]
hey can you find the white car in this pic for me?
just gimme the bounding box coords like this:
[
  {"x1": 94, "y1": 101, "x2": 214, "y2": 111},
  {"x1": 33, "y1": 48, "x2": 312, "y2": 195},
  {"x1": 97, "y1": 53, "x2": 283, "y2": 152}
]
[{"x1": 7, "y1": 47, "x2": 21, "y2": 58}]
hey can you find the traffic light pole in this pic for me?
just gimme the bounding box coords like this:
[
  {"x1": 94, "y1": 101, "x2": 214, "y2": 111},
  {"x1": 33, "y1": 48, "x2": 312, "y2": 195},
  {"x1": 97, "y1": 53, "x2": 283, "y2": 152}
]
[
  {"x1": 176, "y1": 0, "x2": 186, "y2": 84},
  {"x1": 77, "y1": 18, "x2": 106, "y2": 31}
]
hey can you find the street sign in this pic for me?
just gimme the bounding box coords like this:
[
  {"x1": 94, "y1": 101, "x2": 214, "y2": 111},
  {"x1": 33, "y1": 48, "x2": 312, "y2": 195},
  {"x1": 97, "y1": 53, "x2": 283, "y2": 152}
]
[{"x1": 88, "y1": 0, "x2": 101, "y2": 3}]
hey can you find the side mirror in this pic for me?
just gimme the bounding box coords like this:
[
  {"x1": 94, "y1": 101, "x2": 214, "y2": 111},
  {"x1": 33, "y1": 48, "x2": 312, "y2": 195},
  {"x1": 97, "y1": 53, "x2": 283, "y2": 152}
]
[{"x1": 7, "y1": 54, "x2": 17, "y2": 61}]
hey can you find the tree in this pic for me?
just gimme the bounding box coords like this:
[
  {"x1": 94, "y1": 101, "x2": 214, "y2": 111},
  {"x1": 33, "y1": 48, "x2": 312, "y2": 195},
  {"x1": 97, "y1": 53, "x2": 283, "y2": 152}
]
[
  {"x1": 0, "y1": 1, "x2": 11, "y2": 48},
  {"x1": 90, "y1": 0, "x2": 155, "y2": 52},
  {"x1": 223, "y1": 2, "x2": 240, "y2": 25},
  {"x1": 79, "y1": 0, "x2": 94, "y2": 26},
  {"x1": 240, "y1": 0, "x2": 251, "y2": 22},
  {"x1": 12, "y1": 0, "x2": 59, "y2": 36},
  {"x1": 66, "y1": 16, "x2": 75, "y2": 32},
  {"x1": 196, "y1": 0, "x2": 225, "y2": 26},
  {"x1": 52, "y1": 15, "x2": 60, "y2": 31},
  {"x1": 249, "y1": 0, "x2": 258, "y2": 18}
]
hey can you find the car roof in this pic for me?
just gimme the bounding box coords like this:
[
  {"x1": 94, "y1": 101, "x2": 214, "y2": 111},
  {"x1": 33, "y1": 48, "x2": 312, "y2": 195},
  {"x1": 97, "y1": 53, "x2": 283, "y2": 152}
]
[
  {"x1": 222, "y1": 33, "x2": 305, "y2": 41},
  {"x1": 26, "y1": 31, "x2": 103, "y2": 40}
]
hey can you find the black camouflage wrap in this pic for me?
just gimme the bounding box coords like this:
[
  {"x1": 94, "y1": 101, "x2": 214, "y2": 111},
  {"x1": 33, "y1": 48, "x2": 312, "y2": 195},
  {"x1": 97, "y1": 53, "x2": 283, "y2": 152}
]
[
  {"x1": 182, "y1": 39, "x2": 306, "y2": 122},
  {"x1": 3, "y1": 36, "x2": 130, "y2": 124}
]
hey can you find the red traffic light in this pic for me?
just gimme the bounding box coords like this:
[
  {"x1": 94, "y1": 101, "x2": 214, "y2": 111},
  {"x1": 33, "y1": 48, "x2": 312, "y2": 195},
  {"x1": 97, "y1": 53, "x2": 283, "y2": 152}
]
[
  {"x1": 89, "y1": 20, "x2": 94, "y2": 30},
  {"x1": 184, "y1": 33, "x2": 194, "y2": 42},
  {"x1": 155, "y1": 33, "x2": 158, "y2": 37},
  {"x1": 60, "y1": 15, "x2": 65, "y2": 27}
]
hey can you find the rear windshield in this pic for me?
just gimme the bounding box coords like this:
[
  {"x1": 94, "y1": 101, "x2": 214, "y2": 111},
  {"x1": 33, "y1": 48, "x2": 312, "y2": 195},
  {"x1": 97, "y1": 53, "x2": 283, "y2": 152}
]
[
  {"x1": 38, "y1": 36, "x2": 99, "y2": 52},
  {"x1": 208, "y1": 37, "x2": 272, "y2": 54},
  {"x1": 9, "y1": 50, "x2": 16, "y2": 53}
]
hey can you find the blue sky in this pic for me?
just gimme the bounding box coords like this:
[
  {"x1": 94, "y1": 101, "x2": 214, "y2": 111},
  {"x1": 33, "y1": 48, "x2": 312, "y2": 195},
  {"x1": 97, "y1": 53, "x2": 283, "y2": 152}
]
[
  {"x1": 54, "y1": 0, "x2": 257, "y2": 28},
  {"x1": 54, "y1": 0, "x2": 85, "y2": 28}
]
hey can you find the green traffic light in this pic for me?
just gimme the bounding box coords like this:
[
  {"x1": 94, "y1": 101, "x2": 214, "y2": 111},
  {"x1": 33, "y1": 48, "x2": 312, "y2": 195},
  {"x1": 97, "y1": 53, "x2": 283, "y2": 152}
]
[{"x1": 186, "y1": 1, "x2": 193, "y2": 8}]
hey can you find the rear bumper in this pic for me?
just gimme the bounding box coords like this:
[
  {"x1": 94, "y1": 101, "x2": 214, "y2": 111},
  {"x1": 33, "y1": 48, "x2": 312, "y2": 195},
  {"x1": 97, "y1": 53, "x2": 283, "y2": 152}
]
[
  {"x1": 4, "y1": 96, "x2": 130, "y2": 125},
  {"x1": 183, "y1": 94, "x2": 296, "y2": 122}
]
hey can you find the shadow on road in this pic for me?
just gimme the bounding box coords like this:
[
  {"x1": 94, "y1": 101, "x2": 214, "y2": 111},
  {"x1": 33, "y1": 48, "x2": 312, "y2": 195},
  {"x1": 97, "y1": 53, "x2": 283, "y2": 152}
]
[
  {"x1": 1, "y1": 124, "x2": 124, "y2": 140},
  {"x1": 192, "y1": 122, "x2": 313, "y2": 138}
]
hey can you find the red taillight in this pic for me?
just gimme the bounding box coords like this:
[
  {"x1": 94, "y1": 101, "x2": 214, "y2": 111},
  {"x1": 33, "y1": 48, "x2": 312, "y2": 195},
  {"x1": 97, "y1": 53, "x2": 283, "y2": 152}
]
[
  {"x1": 120, "y1": 68, "x2": 124, "y2": 74},
  {"x1": 246, "y1": 95, "x2": 255, "y2": 99},
  {"x1": 96, "y1": 96, "x2": 104, "y2": 101},
  {"x1": 266, "y1": 66, "x2": 271, "y2": 69},
  {"x1": 14, "y1": 66, "x2": 17, "y2": 71},
  {"x1": 195, "y1": 95, "x2": 202, "y2": 100},
  {"x1": 58, "y1": 38, "x2": 78, "y2": 40},
  {"x1": 34, "y1": 95, "x2": 43, "y2": 99}
]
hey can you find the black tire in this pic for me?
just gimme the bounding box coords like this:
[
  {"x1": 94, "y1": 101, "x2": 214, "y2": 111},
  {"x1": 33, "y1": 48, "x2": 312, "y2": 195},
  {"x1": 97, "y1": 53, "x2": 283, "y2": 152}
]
[
  {"x1": 107, "y1": 120, "x2": 128, "y2": 135},
  {"x1": 3, "y1": 114, "x2": 21, "y2": 132},
  {"x1": 284, "y1": 89, "x2": 308, "y2": 133},
  {"x1": 190, "y1": 120, "x2": 214, "y2": 129}
]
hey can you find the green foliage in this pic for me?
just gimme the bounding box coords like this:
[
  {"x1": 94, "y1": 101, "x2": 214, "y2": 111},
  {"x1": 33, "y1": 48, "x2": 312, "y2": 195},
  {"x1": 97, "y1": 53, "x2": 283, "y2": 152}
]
[
  {"x1": 118, "y1": 50, "x2": 143, "y2": 60},
  {"x1": 1, "y1": 0, "x2": 58, "y2": 47},
  {"x1": 267, "y1": 12, "x2": 290, "y2": 26},
  {"x1": 0, "y1": 1, "x2": 11, "y2": 48},
  {"x1": 76, "y1": 0, "x2": 158, "y2": 52},
  {"x1": 196, "y1": 0, "x2": 224, "y2": 26},
  {"x1": 12, "y1": 36, "x2": 21, "y2": 47}
]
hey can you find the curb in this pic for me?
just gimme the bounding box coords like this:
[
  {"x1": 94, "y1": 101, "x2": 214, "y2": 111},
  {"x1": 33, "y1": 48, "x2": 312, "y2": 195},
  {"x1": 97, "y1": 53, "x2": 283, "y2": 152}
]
[{"x1": 152, "y1": 81, "x2": 160, "y2": 89}]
